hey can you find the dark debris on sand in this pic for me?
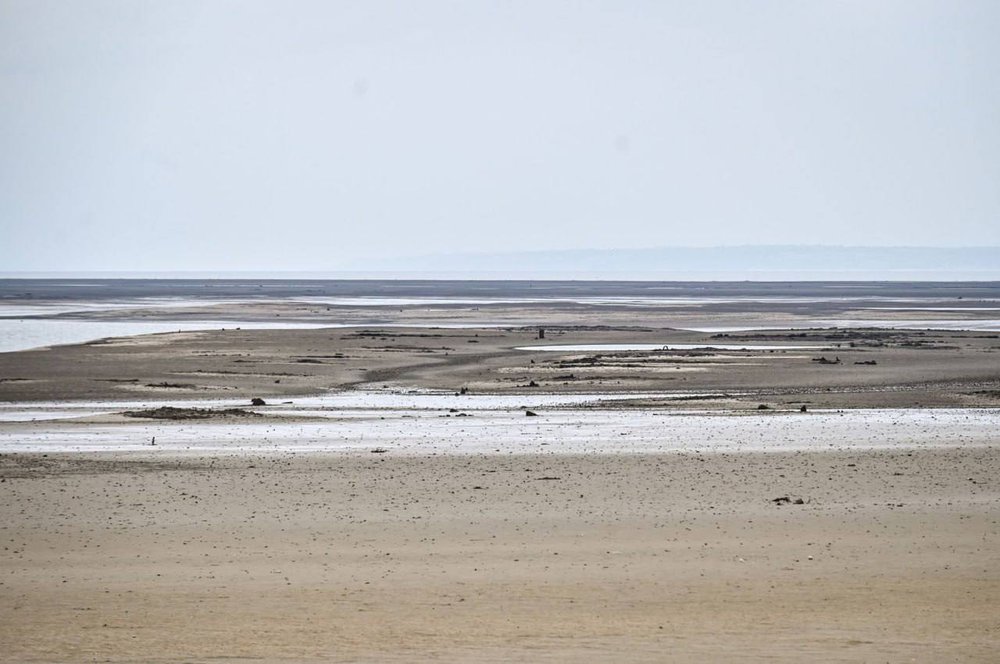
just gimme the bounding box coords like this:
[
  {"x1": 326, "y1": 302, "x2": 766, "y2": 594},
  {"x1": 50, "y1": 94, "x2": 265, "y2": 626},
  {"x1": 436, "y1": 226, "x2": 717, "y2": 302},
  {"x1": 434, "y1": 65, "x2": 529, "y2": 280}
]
[{"x1": 122, "y1": 406, "x2": 262, "y2": 420}]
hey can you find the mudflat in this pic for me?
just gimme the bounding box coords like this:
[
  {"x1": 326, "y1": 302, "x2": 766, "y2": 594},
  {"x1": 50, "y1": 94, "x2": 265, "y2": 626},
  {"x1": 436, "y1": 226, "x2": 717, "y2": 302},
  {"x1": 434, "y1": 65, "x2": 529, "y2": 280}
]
[
  {"x1": 1, "y1": 447, "x2": 998, "y2": 662},
  {"x1": 2, "y1": 324, "x2": 1000, "y2": 409},
  {"x1": 3, "y1": 279, "x2": 1000, "y2": 407}
]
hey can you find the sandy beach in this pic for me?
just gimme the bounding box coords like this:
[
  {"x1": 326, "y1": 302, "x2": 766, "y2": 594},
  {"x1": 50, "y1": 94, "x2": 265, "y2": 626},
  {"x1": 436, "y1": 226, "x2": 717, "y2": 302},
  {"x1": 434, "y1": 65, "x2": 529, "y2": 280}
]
[
  {"x1": 1, "y1": 282, "x2": 999, "y2": 661},
  {"x1": 2, "y1": 446, "x2": 998, "y2": 662}
]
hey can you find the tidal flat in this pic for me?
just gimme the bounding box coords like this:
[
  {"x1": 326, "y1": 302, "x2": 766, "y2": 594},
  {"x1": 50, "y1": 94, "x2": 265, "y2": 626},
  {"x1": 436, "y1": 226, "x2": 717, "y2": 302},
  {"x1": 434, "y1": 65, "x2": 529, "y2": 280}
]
[{"x1": 1, "y1": 280, "x2": 998, "y2": 661}]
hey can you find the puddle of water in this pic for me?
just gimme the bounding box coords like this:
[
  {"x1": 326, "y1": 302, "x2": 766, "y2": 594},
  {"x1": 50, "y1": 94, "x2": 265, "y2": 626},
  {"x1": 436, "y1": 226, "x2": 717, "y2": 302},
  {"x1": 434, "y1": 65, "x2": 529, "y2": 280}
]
[
  {"x1": 516, "y1": 343, "x2": 829, "y2": 352},
  {"x1": 816, "y1": 319, "x2": 1000, "y2": 331}
]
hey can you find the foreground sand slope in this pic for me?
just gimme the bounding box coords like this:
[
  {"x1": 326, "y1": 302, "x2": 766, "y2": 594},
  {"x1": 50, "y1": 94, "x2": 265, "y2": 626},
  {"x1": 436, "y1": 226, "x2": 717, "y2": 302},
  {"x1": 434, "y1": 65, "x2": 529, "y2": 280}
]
[{"x1": 1, "y1": 448, "x2": 997, "y2": 662}]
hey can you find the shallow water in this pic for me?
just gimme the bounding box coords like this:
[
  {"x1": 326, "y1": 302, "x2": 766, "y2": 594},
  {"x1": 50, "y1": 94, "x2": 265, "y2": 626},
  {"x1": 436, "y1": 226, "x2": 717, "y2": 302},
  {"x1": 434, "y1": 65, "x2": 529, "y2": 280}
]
[
  {"x1": 3, "y1": 289, "x2": 1000, "y2": 355},
  {"x1": 297, "y1": 295, "x2": 1000, "y2": 308},
  {"x1": 0, "y1": 319, "x2": 331, "y2": 354},
  {"x1": 0, "y1": 297, "x2": 242, "y2": 318},
  {"x1": 816, "y1": 319, "x2": 1000, "y2": 331},
  {"x1": 866, "y1": 306, "x2": 1000, "y2": 312},
  {"x1": 16, "y1": 294, "x2": 980, "y2": 318},
  {"x1": 3, "y1": 290, "x2": 1000, "y2": 354},
  {"x1": 517, "y1": 343, "x2": 829, "y2": 352}
]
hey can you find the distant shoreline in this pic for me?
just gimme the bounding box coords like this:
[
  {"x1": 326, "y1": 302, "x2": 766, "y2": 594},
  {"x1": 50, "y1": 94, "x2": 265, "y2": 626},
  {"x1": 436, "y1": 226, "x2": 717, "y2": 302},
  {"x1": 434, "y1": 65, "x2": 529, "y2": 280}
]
[
  {"x1": 3, "y1": 278, "x2": 1000, "y2": 301},
  {"x1": 4, "y1": 271, "x2": 1000, "y2": 282}
]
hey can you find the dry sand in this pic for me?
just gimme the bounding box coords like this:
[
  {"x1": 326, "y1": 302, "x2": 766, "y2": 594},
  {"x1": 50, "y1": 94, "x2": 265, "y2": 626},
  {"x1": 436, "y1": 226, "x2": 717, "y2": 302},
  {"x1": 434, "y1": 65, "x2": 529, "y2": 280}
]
[{"x1": 1, "y1": 448, "x2": 997, "y2": 662}]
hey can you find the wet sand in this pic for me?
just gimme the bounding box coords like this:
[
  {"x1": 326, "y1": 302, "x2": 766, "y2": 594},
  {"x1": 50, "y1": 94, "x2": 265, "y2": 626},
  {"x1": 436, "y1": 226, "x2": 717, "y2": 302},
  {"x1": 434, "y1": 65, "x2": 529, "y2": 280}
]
[{"x1": 2, "y1": 324, "x2": 999, "y2": 410}]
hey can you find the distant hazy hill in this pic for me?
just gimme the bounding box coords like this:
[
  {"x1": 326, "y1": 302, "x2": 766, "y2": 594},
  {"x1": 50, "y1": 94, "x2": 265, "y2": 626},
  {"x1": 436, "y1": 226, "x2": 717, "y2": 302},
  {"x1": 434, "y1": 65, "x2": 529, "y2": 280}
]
[{"x1": 375, "y1": 246, "x2": 1000, "y2": 276}]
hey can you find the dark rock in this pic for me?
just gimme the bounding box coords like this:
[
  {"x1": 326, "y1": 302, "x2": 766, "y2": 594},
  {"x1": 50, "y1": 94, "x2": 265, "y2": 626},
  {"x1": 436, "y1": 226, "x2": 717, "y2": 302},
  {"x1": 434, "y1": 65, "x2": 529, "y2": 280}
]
[{"x1": 251, "y1": 397, "x2": 266, "y2": 406}]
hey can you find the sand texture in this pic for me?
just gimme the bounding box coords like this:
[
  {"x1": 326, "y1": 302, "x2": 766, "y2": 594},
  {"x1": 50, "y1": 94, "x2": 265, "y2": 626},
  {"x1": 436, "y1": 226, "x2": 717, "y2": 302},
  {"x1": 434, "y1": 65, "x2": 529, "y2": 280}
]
[{"x1": 1, "y1": 448, "x2": 998, "y2": 662}]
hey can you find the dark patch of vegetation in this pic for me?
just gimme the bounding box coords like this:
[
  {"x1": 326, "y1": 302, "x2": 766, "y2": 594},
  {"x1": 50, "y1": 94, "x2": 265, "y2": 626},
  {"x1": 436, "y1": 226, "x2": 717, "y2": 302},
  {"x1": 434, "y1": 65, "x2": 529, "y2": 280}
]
[
  {"x1": 123, "y1": 407, "x2": 262, "y2": 420},
  {"x1": 348, "y1": 330, "x2": 447, "y2": 338}
]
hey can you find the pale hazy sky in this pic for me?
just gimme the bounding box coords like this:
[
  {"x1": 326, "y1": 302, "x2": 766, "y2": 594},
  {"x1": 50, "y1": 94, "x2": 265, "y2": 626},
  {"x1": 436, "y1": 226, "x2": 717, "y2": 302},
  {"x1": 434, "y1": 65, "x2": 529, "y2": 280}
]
[{"x1": 2, "y1": 1, "x2": 998, "y2": 271}]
